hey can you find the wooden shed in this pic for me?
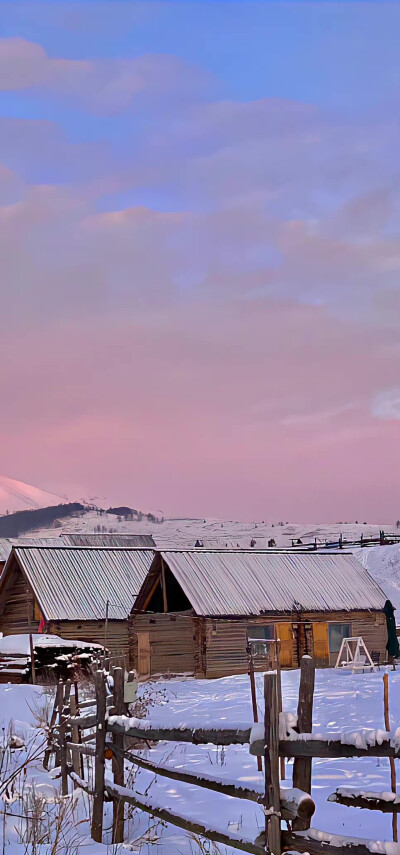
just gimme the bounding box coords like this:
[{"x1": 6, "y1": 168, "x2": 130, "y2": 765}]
[
  {"x1": 130, "y1": 550, "x2": 388, "y2": 678},
  {"x1": 0, "y1": 545, "x2": 155, "y2": 659}
]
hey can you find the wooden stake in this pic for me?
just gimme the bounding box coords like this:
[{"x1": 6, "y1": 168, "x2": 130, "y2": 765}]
[
  {"x1": 275, "y1": 639, "x2": 285, "y2": 781},
  {"x1": 57, "y1": 681, "x2": 68, "y2": 797},
  {"x1": 74, "y1": 681, "x2": 84, "y2": 778},
  {"x1": 248, "y1": 648, "x2": 262, "y2": 773},
  {"x1": 112, "y1": 667, "x2": 125, "y2": 844},
  {"x1": 43, "y1": 685, "x2": 61, "y2": 770},
  {"x1": 91, "y1": 670, "x2": 107, "y2": 843},
  {"x1": 70, "y1": 695, "x2": 81, "y2": 785},
  {"x1": 384, "y1": 672, "x2": 398, "y2": 842},
  {"x1": 292, "y1": 656, "x2": 315, "y2": 831},
  {"x1": 264, "y1": 672, "x2": 281, "y2": 854}
]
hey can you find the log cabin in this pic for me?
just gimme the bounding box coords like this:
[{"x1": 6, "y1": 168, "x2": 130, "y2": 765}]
[
  {"x1": 0, "y1": 545, "x2": 155, "y2": 659},
  {"x1": 130, "y1": 550, "x2": 388, "y2": 677}
]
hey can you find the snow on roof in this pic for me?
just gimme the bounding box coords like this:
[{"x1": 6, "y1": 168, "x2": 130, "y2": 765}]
[
  {"x1": 0, "y1": 539, "x2": 12, "y2": 563},
  {"x1": 9, "y1": 546, "x2": 155, "y2": 621},
  {"x1": 0, "y1": 634, "x2": 103, "y2": 655},
  {"x1": 63, "y1": 532, "x2": 156, "y2": 548},
  {"x1": 159, "y1": 550, "x2": 387, "y2": 615}
]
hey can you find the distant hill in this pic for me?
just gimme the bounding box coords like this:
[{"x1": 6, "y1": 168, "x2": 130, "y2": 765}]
[
  {"x1": 0, "y1": 476, "x2": 67, "y2": 516},
  {"x1": 0, "y1": 503, "x2": 85, "y2": 538}
]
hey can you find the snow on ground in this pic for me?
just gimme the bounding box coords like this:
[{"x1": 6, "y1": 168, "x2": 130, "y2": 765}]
[
  {"x1": 25, "y1": 507, "x2": 399, "y2": 550},
  {"x1": 354, "y1": 544, "x2": 400, "y2": 613},
  {"x1": 24, "y1": 508, "x2": 400, "y2": 613},
  {"x1": 2, "y1": 668, "x2": 400, "y2": 852}
]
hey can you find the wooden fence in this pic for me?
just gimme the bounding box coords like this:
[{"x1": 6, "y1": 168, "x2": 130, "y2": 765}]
[{"x1": 47, "y1": 659, "x2": 400, "y2": 854}]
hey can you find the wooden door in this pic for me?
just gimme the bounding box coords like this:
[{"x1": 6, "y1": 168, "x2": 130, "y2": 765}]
[
  {"x1": 275, "y1": 623, "x2": 293, "y2": 667},
  {"x1": 312, "y1": 622, "x2": 329, "y2": 664},
  {"x1": 137, "y1": 632, "x2": 151, "y2": 675}
]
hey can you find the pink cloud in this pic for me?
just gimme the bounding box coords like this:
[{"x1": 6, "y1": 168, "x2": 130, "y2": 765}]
[{"x1": 0, "y1": 38, "x2": 210, "y2": 113}]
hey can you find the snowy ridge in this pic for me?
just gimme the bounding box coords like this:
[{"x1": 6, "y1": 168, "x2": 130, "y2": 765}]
[{"x1": 0, "y1": 475, "x2": 67, "y2": 516}]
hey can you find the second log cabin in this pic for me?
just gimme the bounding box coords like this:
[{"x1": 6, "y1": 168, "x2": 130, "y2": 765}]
[{"x1": 130, "y1": 550, "x2": 388, "y2": 678}]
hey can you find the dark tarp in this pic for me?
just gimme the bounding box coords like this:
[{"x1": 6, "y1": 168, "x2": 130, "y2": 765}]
[{"x1": 383, "y1": 599, "x2": 400, "y2": 658}]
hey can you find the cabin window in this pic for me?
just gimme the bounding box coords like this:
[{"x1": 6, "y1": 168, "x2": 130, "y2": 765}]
[
  {"x1": 328, "y1": 623, "x2": 350, "y2": 653},
  {"x1": 247, "y1": 625, "x2": 275, "y2": 655}
]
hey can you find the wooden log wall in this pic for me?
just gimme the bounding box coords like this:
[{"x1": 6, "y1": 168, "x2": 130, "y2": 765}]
[
  {"x1": 47, "y1": 620, "x2": 129, "y2": 659},
  {"x1": 131, "y1": 612, "x2": 196, "y2": 676},
  {"x1": 0, "y1": 569, "x2": 40, "y2": 635}
]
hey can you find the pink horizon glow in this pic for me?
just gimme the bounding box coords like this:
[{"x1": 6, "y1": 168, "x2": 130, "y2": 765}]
[{"x1": 0, "y1": 10, "x2": 399, "y2": 521}]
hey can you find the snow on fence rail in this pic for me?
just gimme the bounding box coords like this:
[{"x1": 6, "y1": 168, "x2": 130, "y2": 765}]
[{"x1": 49, "y1": 660, "x2": 400, "y2": 855}]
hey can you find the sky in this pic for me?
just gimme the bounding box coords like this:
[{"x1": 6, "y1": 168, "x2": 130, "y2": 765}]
[{"x1": 0, "y1": 1, "x2": 399, "y2": 522}]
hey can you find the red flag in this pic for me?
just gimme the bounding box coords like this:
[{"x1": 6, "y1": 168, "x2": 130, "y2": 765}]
[{"x1": 38, "y1": 617, "x2": 45, "y2": 634}]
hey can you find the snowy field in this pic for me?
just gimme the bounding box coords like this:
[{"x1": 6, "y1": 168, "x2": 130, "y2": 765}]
[
  {"x1": 2, "y1": 667, "x2": 400, "y2": 853},
  {"x1": 25, "y1": 508, "x2": 400, "y2": 612}
]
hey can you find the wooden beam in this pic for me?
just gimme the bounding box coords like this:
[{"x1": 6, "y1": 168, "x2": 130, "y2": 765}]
[
  {"x1": 329, "y1": 789, "x2": 400, "y2": 812},
  {"x1": 112, "y1": 667, "x2": 125, "y2": 844},
  {"x1": 66, "y1": 741, "x2": 96, "y2": 757},
  {"x1": 105, "y1": 781, "x2": 266, "y2": 855},
  {"x1": 250, "y1": 737, "x2": 400, "y2": 759},
  {"x1": 107, "y1": 719, "x2": 251, "y2": 745},
  {"x1": 91, "y1": 671, "x2": 107, "y2": 843},
  {"x1": 280, "y1": 829, "x2": 400, "y2": 855},
  {"x1": 160, "y1": 556, "x2": 168, "y2": 613},
  {"x1": 263, "y1": 672, "x2": 281, "y2": 854}
]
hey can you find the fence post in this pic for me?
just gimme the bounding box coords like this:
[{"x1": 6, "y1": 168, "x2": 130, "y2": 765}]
[
  {"x1": 58, "y1": 680, "x2": 69, "y2": 797},
  {"x1": 112, "y1": 666, "x2": 125, "y2": 844},
  {"x1": 264, "y1": 672, "x2": 281, "y2": 854},
  {"x1": 91, "y1": 670, "x2": 107, "y2": 843},
  {"x1": 383, "y1": 673, "x2": 398, "y2": 842},
  {"x1": 275, "y1": 639, "x2": 285, "y2": 781},
  {"x1": 292, "y1": 656, "x2": 315, "y2": 831}
]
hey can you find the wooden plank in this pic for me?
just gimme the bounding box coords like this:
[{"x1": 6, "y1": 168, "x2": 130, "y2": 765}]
[
  {"x1": 264, "y1": 672, "x2": 281, "y2": 854},
  {"x1": 107, "y1": 720, "x2": 251, "y2": 745},
  {"x1": 66, "y1": 741, "x2": 96, "y2": 757},
  {"x1": 250, "y1": 737, "x2": 400, "y2": 759},
  {"x1": 292, "y1": 656, "x2": 315, "y2": 831},
  {"x1": 105, "y1": 781, "x2": 266, "y2": 855},
  {"x1": 91, "y1": 671, "x2": 107, "y2": 843},
  {"x1": 69, "y1": 714, "x2": 97, "y2": 729},
  {"x1": 281, "y1": 828, "x2": 400, "y2": 855},
  {"x1": 112, "y1": 667, "x2": 125, "y2": 844},
  {"x1": 329, "y1": 789, "x2": 400, "y2": 812},
  {"x1": 120, "y1": 747, "x2": 314, "y2": 821}
]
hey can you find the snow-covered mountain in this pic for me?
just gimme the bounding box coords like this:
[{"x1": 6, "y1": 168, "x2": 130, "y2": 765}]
[{"x1": 0, "y1": 476, "x2": 67, "y2": 516}]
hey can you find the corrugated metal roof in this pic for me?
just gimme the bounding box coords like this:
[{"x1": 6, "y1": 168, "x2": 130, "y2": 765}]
[
  {"x1": 13, "y1": 546, "x2": 155, "y2": 621},
  {"x1": 160, "y1": 550, "x2": 386, "y2": 615},
  {"x1": 63, "y1": 533, "x2": 156, "y2": 548},
  {"x1": 0, "y1": 539, "x2": 12, "y2": 563}
]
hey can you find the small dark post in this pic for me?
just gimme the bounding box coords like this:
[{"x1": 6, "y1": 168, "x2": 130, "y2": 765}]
[
  {"x1": 91, "y1": 670, "x2": 107, "y2": 843},
  {"x1": 292, "y1": 656, "x2": 315, "y2": 831},
  {"x1": 112, "y1": 667, "x2": 125, "y2": 843},
  {"x1": 264, "y1": 672, "x2": 281, "y2": 854},
  {"x1": 58, "y1": 681, "x2": 68, "y2": 797},
  {"x1": 248, "y1": 646, "x2": 262, "y2": 773}
]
